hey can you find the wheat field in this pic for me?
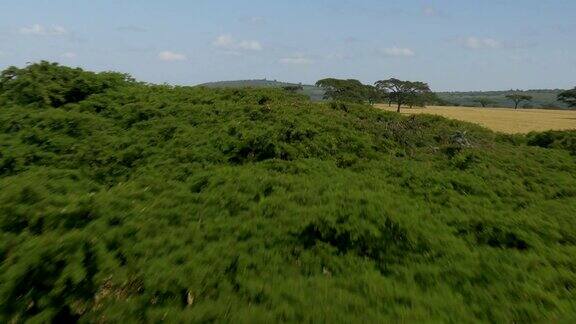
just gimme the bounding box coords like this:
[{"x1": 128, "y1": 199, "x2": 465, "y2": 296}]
[{"x1": 375, "y1": 104, "x2": 576, "y2": 134}]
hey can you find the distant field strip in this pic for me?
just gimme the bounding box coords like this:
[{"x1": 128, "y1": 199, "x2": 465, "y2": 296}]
[{"x1": 375, "y1": 105, "x2": 576, "y2": 134}]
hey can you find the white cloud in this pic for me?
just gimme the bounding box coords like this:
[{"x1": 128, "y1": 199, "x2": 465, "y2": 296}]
[
  {"x1": 381, "y1": 46, "x2": 415, "y2": 57},
  {"x1": 158, "y1": 51, "x2": 187, "y2": 61},
  {"x1": 463, "y1": 37, "x2": 501, "y2": 49},
  {"x1": 20, "y1": 24, "x2": 68, "y2": 36},
  {"x1": 60, "y1": 52, "x2": 77, "y2": 59},
  {"x1": 279, "y1": 54, "x2": 313, "y2": 65},
  {"x1": 213, "y1": 35, "x2": 234, "y2": 48},
  {"x1": 213, "y1": 34, "x2": 262, "y2": 52},
  {"x1": 238, "y1": 40, "x2": 262, "y2": 51}
]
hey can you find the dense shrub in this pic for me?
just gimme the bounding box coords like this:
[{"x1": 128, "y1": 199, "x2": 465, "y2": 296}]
[
  {"x1": 0, "y1": 63, "x2": 575, "y2": 322},
  {"x1": 0, "y1": 61, "x2": 133, "y2": 108},
  {"x1": 527, "y1": 130, "x2": 576, "y2": 155}
]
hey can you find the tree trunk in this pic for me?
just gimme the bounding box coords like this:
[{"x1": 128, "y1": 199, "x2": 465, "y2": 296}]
[
  {"x1": 514, "y1": 101, "x2": 519, "y2": 109},
  {"x1": 397, "y1": 102, "x2": 401, "y2": 113}
]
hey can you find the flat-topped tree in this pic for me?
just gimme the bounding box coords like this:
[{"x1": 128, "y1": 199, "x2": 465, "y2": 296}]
[
  {"x1": 473, "y1": 98, "x2": 495, "y2": 108},
  {"x1": 558, "y1": 87, "x2": 576, "y2": 108},
  {"x1": 374, "y1": 78, "x2": 431, "y2": 112},
  {"x1": 364, "y1": 84, "x2": 386, "y2": 104},
  {"x1": 316, "y1": 78, "x2": 382, "y2": 103},
  {"x1": 316, "y1": 78, "x2": 361, "y2": 102},
  {"x1": 506, "y1": 94, "x2": 533, "y2": 109}
]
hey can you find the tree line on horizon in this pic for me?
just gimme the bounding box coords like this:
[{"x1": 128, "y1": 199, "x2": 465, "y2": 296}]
[{"x1": 314, "y1": 78, "x2": 576, "y2": 111}]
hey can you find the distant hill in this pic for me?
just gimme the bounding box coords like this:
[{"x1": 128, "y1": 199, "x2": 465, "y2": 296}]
[
  {"x1": 437, "y1": 89, "x2": 570, "y2": 109},
  {"x1": 199, "y1": 79, "x2": 326, "y2": 101}
]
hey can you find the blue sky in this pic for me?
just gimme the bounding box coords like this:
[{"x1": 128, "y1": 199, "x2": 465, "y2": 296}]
[{"x1": 0, "y1": 0, "x2": 575, "y2": 91}]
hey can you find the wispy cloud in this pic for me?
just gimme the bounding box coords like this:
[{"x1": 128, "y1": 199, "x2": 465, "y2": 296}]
[
  {"x1": 325, "y1": 53, "x2": 352, "y2": 60},
  {"x1": 213, "y1": 34, "x2": 263, "y2": 52},
  {"x1": 238, "y1": 40, "x2": 262, "y2": 51},
  {"x1": 381, "y1": 46, "x2": 415, "y2": 57},
  {"x1": 60, "y1": 52, "x2": 77, "y2": 59},
  {"x1": 462, "y1": 37, "x2": 501, "y2": 49},
  {"x1": 116, "y1": 25, "x2": 148, "y2": 33},
  {"x1": 279, "y1": 54, "x2": 313, "y2": 65},
  {"x1": 19, "y1": 24, "x2": 68, "y2": 36},
  {"x1": 158, "y1": 51, "x2": 187, "y2": 61},
  {"x1": 213, "y1": 35, "x2": 234, "y2": 48}
]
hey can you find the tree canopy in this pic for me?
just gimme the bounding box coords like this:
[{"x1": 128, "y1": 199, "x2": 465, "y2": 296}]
[
  {"x1": 315, "y1": 78, "x2": 384, "y2": 103},
  {"x1": 558, "y1": 87, "x2": 576, "y2": 107},
  {"x1": 505, "y1": 94, "x2": 533, "y2": 109},
  {"x1": 473, "y1": 98, "x2": 495, "y2": 108},
  {"x1": 374, "y1": 78, "x2": 431, "y2": 112},
  {"x1": 0, "y1": 61, "x2": 134, "y2": 108}
]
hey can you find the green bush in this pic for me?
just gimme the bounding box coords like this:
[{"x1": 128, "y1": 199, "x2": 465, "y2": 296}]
[
  {"x1": 527, "y1": 130, "x2": 576, "y2": 155},
  {"x1": 0, "y1": 61, "x2": 133, "y2": 108},
  {"x1": 1, "y1": 63, "x2": 575, "y2": 322}
]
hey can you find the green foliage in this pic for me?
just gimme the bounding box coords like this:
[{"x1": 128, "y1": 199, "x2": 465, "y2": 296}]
[
  {"x1": 506, "y1": 94, "x2": 533, "y2": 109},
  {"x1": 558, "y1": 87, "x2": 576, "y2": 108},
  {"x1": 200, "y1": 79, "x2": 326, "y2": 102},
  {"x1": 438, "y1": 89, "x2": 570, "y2": 109},
  {"x1": 374, "y1": 78, "x2": 432, "y2": 112},
  {"x1": 0, "y1": 61, "x2": 134, "y2": 108},
  {"x1": 316, "y1": 78, "x2": 383, "y2": 103},
  {"x1": 527, "y1": 130, "x2": 576, "y2": 155},
  {"x1": 1, "y1": 63, "x2": 576, "y2": 322},
  {"x1": 473, "y1": 97, "x2": 495, "y2": 108}
]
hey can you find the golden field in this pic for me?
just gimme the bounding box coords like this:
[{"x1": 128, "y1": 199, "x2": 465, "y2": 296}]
[{"x1": 375, "y1": 104, "x2": 576, "y2": 134}]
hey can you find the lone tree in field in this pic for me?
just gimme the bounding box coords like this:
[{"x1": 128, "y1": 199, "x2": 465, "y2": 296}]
[
  {"x1": 558, "y1": 87, "x2": 576, "y2": 108},
  {"x1": 506, "y1": 94, "x2": 533, "y2": 109},
  {"x1": 473, "y1": 98, "x2": 495, "y2": 108},
  {"x1": 374, "y1": 78, "x2": 431, "y2": 112}
]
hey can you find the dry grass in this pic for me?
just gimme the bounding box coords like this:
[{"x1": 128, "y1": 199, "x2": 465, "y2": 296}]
[{"x1": 375, "y1": 104, "x2": 576, "y2": 134}]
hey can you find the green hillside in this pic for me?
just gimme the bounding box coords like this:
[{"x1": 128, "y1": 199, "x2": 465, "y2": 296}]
[
  {"x1": 1, "y1": 62, "x2": 576, "y2": 322},
  {"x1": 438, "y1": 89, "x2": 569, "y2": 109},
  {"x1": 200, "y1": 79, "x2": 326, "y2": 102}
]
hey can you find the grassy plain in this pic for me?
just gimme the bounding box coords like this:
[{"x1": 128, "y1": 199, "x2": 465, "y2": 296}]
[
  {"x1": 375, "y1": 104, "x2": 576, "y2": 133},
  {"x1": 436, "y1": 89, "x2": 567, "y2": 109}
]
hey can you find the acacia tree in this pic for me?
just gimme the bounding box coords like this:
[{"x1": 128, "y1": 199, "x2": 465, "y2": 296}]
[
  {"x1": 558, "y1": 87, "x2": 576, "y2": 108},
  {"x1": 506, "y1": 94, "x2": 533, "y2": 109},
  {"x1": 473, "y1": 98, "x2": 495, "y2": 108},
  {"x1": 316, "y1": 78, "x2": 384, "y2": 103},
  {"x1": 364, "y1": 84, "x2": 386, "y2": 104},
  {"x1": 374, "y1": 78, "x2": 431, "y2": 112}
]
